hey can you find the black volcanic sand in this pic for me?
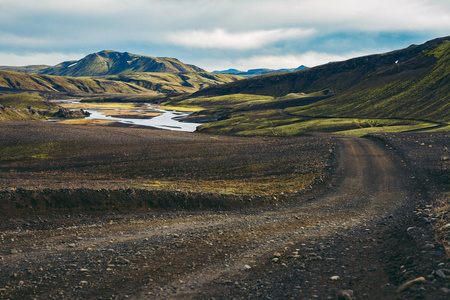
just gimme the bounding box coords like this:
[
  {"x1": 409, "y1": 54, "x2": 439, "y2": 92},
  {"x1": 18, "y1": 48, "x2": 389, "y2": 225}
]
[
  {"x1": 0, "y1": 123, "x2": 449, "y2": 299},
  {"x1": 0, "y1": 121, "x2": 335, "y2": 216}
]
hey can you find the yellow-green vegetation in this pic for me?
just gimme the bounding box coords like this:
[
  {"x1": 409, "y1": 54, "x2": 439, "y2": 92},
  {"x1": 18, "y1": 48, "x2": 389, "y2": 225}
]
[
  {"x1": 198, "y1": 108, "x2": 437, "y2": 136},
  {"x1": 101, "y1": 111, "x2": 162, "y2": 117},
  {"x1": 0, "y1": 92, "x2": 55, "y2": 110},
  {"x1": 132, "y1": 173, "x2": 318, "y2": 195},
  {"x1": 420, "y1": 123, "x2": 450, "y2": 132},
  {"x1": 336, "y1": 123, "x2": 438, "y2": 137},
  {"x1": 285, "y1": 41, "x2": 450, "y2": 123},
  {"x1": 110, "y1": 72, "x2": 243, "y2": 95},
  {"x1": 58, "y1": 119, "x2": 118, "y2": 126},
  {"x1": 59, "y1": 102, "x2": 140, "y2": 110},
  {"x1": 187, "y1": 37, "x2": 449, "y2": 136},
  {"x1": 0, "y1": 92, "x2": 59, "y2": 121},
  {"x1": 173, "y1": 94, "x2": 275, "y2": 107},
  {"x1": 157, "y1": 105, "x2": 205, "y2": 112},
  {"x1": 276, "y1": 90, "x2": 330, "y2": 101},
  {"x1": 0, "y1": 142, "x2": 80, "y2": 163},
  {"x1": 0, "y1": 106, "x2": 43, "y2": 121},
  {"x1": 0, "y1": 70, "x2": 153, "y2": 95},
  {"x1": 199, "y1": 110, "x2": 303, "y2": 135},
  {"x1": 36, "y1": 50, "x2": 206, "y2": 77}
]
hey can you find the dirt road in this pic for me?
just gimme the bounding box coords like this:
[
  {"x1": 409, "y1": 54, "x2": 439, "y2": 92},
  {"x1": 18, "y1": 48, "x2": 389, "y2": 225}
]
[{"x1": 0, "y1": 137, "x2": 447, "y2": 299}]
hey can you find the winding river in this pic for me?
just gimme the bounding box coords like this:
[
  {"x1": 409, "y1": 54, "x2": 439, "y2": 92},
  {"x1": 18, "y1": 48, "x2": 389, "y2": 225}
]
[
  {"x1": 51, "y1": 100, "x2": 204, "y2": 132},
  {"x1": 84, "y1": 106, "x2": 203, "y2": 132}
]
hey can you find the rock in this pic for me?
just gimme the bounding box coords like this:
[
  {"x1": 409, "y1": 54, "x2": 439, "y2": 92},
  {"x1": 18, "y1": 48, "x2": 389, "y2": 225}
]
[
  {"x1": 67, "y1": 243, "x2": 76, "y2": 248},
  {"x1": 396, "y1": 277, "x2": 427, "y2": 293},
  {"x1": 271, "y1": 258, "x2": 279, "y2": 263},
  {"x1": 441, "y1": 287, "x2": 450, "y2": 294},
  {"x1": 243, "y1": 265, "x2": 251, "y2": 270},
  {"x1": 273, "y1": 252, "x2": 281, "y2": 258},
  {"x1": 330, "y1": 275, "x2": 340, "y2": 281},
  {"x1": 435, "y1": 269, "x2": 450, "y2": 279},
  {"x1": 10, "y1": 248, "x2": 19, "y2": 254},
  {"x1": 337, "y1": 289, "x2": 355, "y2": 300},
  {"x1": 441, "y1": 223, "x2": 450, "y2": 230},
  {"x1": 423, "y1": 243, "x2": 435, "y2": 249}
]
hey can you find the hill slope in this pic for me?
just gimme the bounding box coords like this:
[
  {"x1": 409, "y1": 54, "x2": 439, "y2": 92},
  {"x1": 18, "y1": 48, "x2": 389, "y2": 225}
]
[
  {"x1": 1, "y1": 51, "x2": 205, "y2": 77},
  {"x1": 0, "y1": 70, "x2": 152, "y2": 95},
  {"x1": 192, "y1": 36, "x2": 449, "y2": 122},
  {"x1": 0, "y1": 69, "x2": 242, "y2": 96}
]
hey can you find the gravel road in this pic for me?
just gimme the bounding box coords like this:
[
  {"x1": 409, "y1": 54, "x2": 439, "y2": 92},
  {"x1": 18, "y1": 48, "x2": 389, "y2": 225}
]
[{"x1": 1, "y1": 137, "x2": 448, "y2": 299}]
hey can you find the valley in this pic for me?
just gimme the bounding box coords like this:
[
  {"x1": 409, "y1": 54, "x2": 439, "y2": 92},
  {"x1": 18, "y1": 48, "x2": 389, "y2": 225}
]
[{"x1": 0, "y1": 36, "x2": 448, "y2": 299}]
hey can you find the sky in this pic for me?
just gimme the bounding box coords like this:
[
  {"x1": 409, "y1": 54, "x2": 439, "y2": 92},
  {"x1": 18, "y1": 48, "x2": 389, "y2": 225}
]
[{"x1": 0, "y1": 0, "x2": 449, "y2": 72}]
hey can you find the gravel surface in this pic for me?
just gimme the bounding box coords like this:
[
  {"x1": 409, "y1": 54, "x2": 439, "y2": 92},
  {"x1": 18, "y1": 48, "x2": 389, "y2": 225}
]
[{"x1": 0, "y1": 125, "x2": 448, "y2": 299}]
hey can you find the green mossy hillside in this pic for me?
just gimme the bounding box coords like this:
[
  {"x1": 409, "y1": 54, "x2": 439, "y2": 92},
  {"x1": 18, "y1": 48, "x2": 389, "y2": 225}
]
[
  {"x1": 287, "y1": 41, "x2": 450, "y2": 122},
  {"x1": 188, "y1": 36, "x2": 449, "y2": 124},
  {"x1": 0, "y1": 70, "x2": 154, "y2": 95}
]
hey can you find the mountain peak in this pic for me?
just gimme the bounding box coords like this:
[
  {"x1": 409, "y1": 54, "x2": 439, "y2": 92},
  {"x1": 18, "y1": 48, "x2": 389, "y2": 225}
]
[{"x1": 18, "y1": 51, "x2": 206, "y2": 77}]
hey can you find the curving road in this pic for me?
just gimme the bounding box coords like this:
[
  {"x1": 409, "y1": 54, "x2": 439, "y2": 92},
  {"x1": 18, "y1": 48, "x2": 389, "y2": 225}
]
[{"x1": 0, "y1": 137, "x2": 415, "y2": 299}]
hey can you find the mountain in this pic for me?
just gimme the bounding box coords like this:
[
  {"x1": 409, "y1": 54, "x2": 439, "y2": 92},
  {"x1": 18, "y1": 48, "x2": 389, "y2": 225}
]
[
  {"x1": 0, "y1": 70, "x2": 154, "y2": 95},
  {"x1": 0, "y1": 69, "x2": 242, "y2": 96},
  {"x1": 0, "y1": 65, "x2": 50, "y2": 74},
  {"x1": 213, "y1": 66, "x2": 308, "y2": 77},
  {"x1": 192, "y1": 36, "x2": 450, "y2": 123},
  {"x1": 0, "y1": 50, "x2": 205, "y2": 77}
]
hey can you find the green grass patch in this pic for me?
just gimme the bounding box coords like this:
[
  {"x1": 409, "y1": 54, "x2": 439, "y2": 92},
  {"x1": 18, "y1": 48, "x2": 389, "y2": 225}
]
[
  {"x1": 59, "y1": 102, "x2": 139, "y2": 110},
  {"x1": 199, "y1": 111, "x2": 434, "y2": 136},
  {"x1": 168, "y1": 94, "x2": 275, "y2": 109},
  {"x1": 420, "y1": 123, "x2": 450, "y2": 132},
  {"x1": 336, "y1": 123, "x2": 437, "y2": 137},
  {"x1": 0, "y1": 92, "x2": 55, "y2": 110},
  {"x1": 198, "y1": 110, "x2": 305, "y2": 134},
  {"x1": 0, "y1": 142, "x2": 80, "y2": 163},
  {"x1": 157, "y1": 105, "x2": 205, "y2": 112},
  {"x1": 131, "y1": 173, "x2": 318, "y2": 195}
]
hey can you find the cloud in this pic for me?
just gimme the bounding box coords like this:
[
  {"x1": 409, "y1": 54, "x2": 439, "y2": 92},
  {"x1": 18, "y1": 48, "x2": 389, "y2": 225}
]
[
  {"x1": 164, "y1": 28, "x2": 316, "y2": 50},
  {"x1": 0, "y1": 0, "x2": 448, "y2": 67},
  {"x1": 0, "y1": 52, "x2": 85, "y2": 66}
]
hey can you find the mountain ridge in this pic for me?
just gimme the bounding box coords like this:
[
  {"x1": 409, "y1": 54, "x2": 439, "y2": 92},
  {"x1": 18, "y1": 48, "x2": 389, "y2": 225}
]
[
  {"x1": 189, "y1": 36, "x2": 449, "y2": 122},
  {"x1": 213, "y1": 66, "x2": 308, "y2": 77},
  {"x1": 0, "y1": 50, "x2": 205, "y2": 77}
]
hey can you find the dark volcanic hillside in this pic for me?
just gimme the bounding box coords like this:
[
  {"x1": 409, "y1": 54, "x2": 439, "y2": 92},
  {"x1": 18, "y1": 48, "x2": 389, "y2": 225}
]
[
  {"x1": 1, "y1": 51, "x2": 205, "y2": 77},
  {"x1": 193, "y1": 36, "x2": 450, "y2": 122}
]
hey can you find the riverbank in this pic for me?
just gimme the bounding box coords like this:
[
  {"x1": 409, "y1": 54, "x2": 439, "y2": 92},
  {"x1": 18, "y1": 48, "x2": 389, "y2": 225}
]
[{"x1": 52, "y1": 100, "x2": 203, "y2": 132}]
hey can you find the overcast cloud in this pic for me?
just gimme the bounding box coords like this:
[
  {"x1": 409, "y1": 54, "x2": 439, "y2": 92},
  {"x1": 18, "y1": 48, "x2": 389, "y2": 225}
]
[{"x1": 0, "y1": 0, "x2": 448, "y2": 71}]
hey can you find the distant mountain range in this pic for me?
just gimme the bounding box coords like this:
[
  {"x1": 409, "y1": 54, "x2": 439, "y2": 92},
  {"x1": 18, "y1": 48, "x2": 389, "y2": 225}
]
[
  {"x1": 0, "y1": 50, "x2": 205, "y2": 77},
  {"x1": 213, "y1": 66, "x2": 308, "y2": 77}
]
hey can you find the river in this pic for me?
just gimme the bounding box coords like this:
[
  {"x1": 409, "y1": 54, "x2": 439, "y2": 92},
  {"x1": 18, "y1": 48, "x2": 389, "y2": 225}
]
[
  {"x1": 50, "y1": 100, "x2": 204, "y2": 132},
  {"x1": 84, "y1": 106, "x2": 203, "y2": 132}
]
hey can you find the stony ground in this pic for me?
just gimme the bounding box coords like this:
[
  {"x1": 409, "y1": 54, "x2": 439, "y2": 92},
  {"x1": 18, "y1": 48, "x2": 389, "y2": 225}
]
[{"x1": 0, "y1": 124, "x2": 448, "y2": 299}]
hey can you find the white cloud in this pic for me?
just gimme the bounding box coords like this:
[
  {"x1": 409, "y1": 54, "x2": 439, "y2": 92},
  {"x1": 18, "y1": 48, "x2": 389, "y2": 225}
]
[
  {"x1": 164, "y1": 28, "x2": 316, "y2": 50},
  {"x1": 0, "y1": 52, "x2": 85, "y2": 66},
  {"x1": 0, "y1": 0, "x2": 448, "y2": 67},
  {"x1": 237, "y1": 0, "x2": 450, "y2": 33}
]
